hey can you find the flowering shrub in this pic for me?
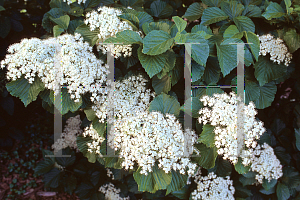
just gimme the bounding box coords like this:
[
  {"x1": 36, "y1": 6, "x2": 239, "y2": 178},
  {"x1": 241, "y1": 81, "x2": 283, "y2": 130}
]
[{"x1": 1, "y1": 0, "x2": 300, "y2": 199}]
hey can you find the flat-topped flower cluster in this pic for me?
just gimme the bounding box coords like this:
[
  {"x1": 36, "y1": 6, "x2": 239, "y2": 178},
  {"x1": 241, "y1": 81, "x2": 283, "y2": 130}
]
[
  {"x1": 258, "y1": 34, "x2": 292, "y2": 66},
  {"x1": 0, "y1": 33, "x2": 109, "y2": 103},
  {"x1": 98, "y1": 183, "x2": 129, "y2": 200}
]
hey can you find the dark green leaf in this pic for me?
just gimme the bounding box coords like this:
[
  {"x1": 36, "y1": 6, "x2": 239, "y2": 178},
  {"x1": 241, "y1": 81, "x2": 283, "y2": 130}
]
[
  {"x1": 283, "y1": 29, "x2": 300, "y2": 53},
  {"x1": 208, "y1": 156, "x2": 232, "y2": 177},
  {"x1": 183, "y1": 2, "x2": 204, "y2": 21},
  {"x1": 244, "y1": 31, "x2": 260, "y2": 61},
  {"x1": 135, "y1": 12, "x2": 154, "y2": 29},
  {"x1": 276, "y1": 182, "x2": 290, "y2": 200},
  {"x1": 55, "y1": 148, "x2": 76, "y2": 167},
  {"x1": 245, "y1": 80, "x2": 260, "y2": 104},
  {"x1": 203, "y1": 57, "x2": 221, "y2": 85},
  {"x1": 295, "y1": 128, "x2": 300, "y2": 151},
  {"x1": 68, "y1": 19, "x2": 84, "y2": 34},
  {"x1": 262, "y1": 2, "x2": 285, "y2": 20},
  {"x1": 150, "y1": 0, "x2": 173, "y2": 18},
  {"x1": 234, "y1": 157, "x2": 251, "y2": 174},
  {"x1": 221, "y1": 1, "x2": 245, "y2": 20},
  {"x1": 166, "y1": 170, "x2": 188, "y2": 195},
  {"x1": 193, "y1": 143, "x2": 218, "y2": 169},
  {"x1": 118, "y1": 13, "x2": 139, "y2": 31},
  {"x1": 149, "y1": 93, "x2": 180, "y2": 117},
  {"x1": 49, "y1": 0, "x2": 71, "y2": 12},
  {"x1": 44, "y1": 168, "x2": 61, "y2": 188},
  {"x1": 262, "y1": 179, "x2": 277, "y2": 191},
  {"x1": 142, "y1": 30, "x2": 174, "y2": 55},
  {"x1": 202, "y1": 0, "x2": 222, "y2": 7},
  {"x1": 253, "y1": 81, "x2": 277, "y2": 109},
  {"x1": 192, "y1": 62, "x2": 205, "y2": 83},
  {"x1": 185, "y1": 33, "x2": 210, "y2": 66},
  {"x1": 200, "y1": 7, "x2": 229, "y2": 25},
  {"x1": 152, "y1": 75, "x2": 171, "y2": 94},
  {"x1": 75, "y1": 24, "x2": 99, "y2": 46},
  {"x1": 233, "y1": 16, "x2": 255, "y2": 32}
]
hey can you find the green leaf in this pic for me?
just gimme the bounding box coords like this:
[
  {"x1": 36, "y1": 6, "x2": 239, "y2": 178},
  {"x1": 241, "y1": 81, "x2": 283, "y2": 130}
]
[
  {"x1": 42, "y1": 8, "x2": 66, "y2": 33},
  {"x1": 137, "y1": 46, "x2": 166, "y2": 78},
  {"x1": 142, "y1": 21, "x2": 171, "y2": 35},
  {"x1": 142, "y1": 30, "x2": 174, "y2": 55},
  {"x1": 53, "y1": 25, "x2": 64, "y2": 37},
  {"x1": 68, "y1": 19, "x2": 84, "y2": 34},
  {"x1": 254, "y1": 56, "x2": 287, "y2": 86},
  {"x1": 174, "y1": 32, "x2": 187, "y2": 43},
  {"x1": 200, "y1": 7, "x2": 229, "y2": 26},
  {"x1": 203, "y1": 57, "x2": 221, "y2": 85},
  {"x1": 198, "y1": 124, "x2": 215, "y2": 147},
  {"x1": 169, "y1": 57, "x2": 184, "y2": 86},
  {"x1": 135, "y1": 12, "x2": 154, "y2": 29},
  {"x1": 253, "y1": 81, "x2": 277, "y2": 109},
  {"x1": 262, "y1": 179, "x2": 277, "y2": 191},
  {"x1": 157, "y1": 50, "x2": 176, "y2": 78},
  {"x1": 234, "y1": 157, "x2": 251, "y2": 174},
  {"x1": 216, "y1": 38, "x2": 240, "y2": 76},
  {"x1": 84, "y1": 107, "x2": 96, "y2": 121},
  {"x1": 77, "y1": 135, "x2": 98, "y2": 163},
  {"x1": 202, "y1": 0, "x2": 222, "y2": 7},
  {"x1": 276, "y1": 182, "x2": 290, "y2": 200},
  {"x1": 166, "y1": 170, "x2": 188, "y2": 195},
  {"x1": 49, "y1": 0, "x2": 71, "y2": 12},
  {"x1": 233, "y1": 16, "x2": 255, "y2": 32},
  {"x1": 262, "y1": 2, "x2": 285, "y2": 20},
  {"x1": 55, "y1": 148, "x2": 76, "y2": 167},
  {"x1": 172, "y1": 16, "x2": 187, "y2": 33},
  {"x1": 193, "y1": 143, "x2": 218, "y2": 169},
  {"x1": 150, "y1": 0, "x2": 173, "y2": 18},
  {"x1": 208, "y1": 157, "x2": 232, "y2": 177},
  {"x1": 221, "y1": 1, "x2": 245, "y2": 20},
  {"x1": 185, "y1": 33, "x2": 210, "y2": 66},
  {"x1": 192, "y1": 62, "x2": 205, "y2": 83},
  {"x1": 183, "y1": 2, "x2": 204, "y2": 21},
  {"x1": 244, "y1": 31, "x2": 260, "y2": 61},
  {"x1": 239, "y1": 174, "x2": 256, "y2": 186},
  {"x1": 243, "y1": 5, "x2": 261, "y2": 17},
  {"x1": 152, "y1": 75, "x2": 171, "y2": 94},
  {"x1": 245, "y1": 80, "x2": 260, "y2": 104},
  {"x1": 0, "y1": 16, "x2": 11, "y2": 38},
  {"x1": 65, "y1": 174, "x2": 77, "y2": 194},
  {"x1": 180, "y1": 97, "x2": 202, "y2": 118},
  {"x1": 120, "y1": 0, "x2": 143, "y2": 7},
  {"x1": 6, "y1": 77, "x2": 44, "y2": 107},
  {"x1": 281, "y1": 167, "x2": 300, "y2": 189},
  {"x1": 118, "y1": 13, "x2": 139, "y2": 31},
  {"x1": 295, "y1": 128, "x2": 300, "y2": 151},
  {"x1": 44, "y1": 168, "x2": 61, "y2": 188},
  {"x1": 75, "y1": 24, "x2": 99, "y2": 46},
  {"x1": 68, "y1": 6, "x2": 84, "y2": 17},
  {"x1": 283, "y1": 29, "x2": 300, "y2": 53},
  {"x1": 105, "y1": 29, "x2": 142, "y2": 45},
  {"x1": 284, "y1": 0, "x2": 292, "y2": 14},
  {"x1": 0, "y1": 6, "x2": 5, "y2": 11},
  {"x1": 149, "y1": 93, "x2": 180, "y2": 117},
  {"x1": 191, "y1": 24, "x2": 212, "y2": 35},
  {"x1": 223, "y1": 25, "x2": 239, "y2": 39},
  {"x1": 34, "y1": 158, "x2": 55, "y2": 175}
]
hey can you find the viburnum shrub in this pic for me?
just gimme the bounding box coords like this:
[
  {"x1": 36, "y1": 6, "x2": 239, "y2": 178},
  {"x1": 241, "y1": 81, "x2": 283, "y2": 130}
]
[{"x1": 1, "y1": 0, "x2": 300, "y2": 199}]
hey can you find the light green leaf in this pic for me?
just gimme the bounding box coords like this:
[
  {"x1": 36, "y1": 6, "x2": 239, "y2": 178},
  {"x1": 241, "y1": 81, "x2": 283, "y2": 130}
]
[
  {"x1": 0, "y1": 6, "x2": 5, "y2": 11},
  {"x1": 105, "y1": 29, "x2": 143, "y2": 45},
  {"x1": 276, "y1": 182, "x2": 290, "y2": 200},
  {"x1": 233, "y1": 16, "x2": 255, "y2": 32},
  {"x1": 244, "y1": 31, "x2": 260, "y2": 61},
  {"x1": 174, "y1": 32, "x2": 187, "y2": 43},
  {"x1": 295, "y1": 128, "x2": 300, "y2": 151},
  {"x1": 149, "y1": 93, "x2": 180, "y2": 117},
  {"x1": 166, "y1": 170, "x2": 188, "y2": 195},
  {"x1": 172, "y1": 16, "x2": 187, "y2": 33},
  {"x1": 254, "y1": 56, "x2": 287, "y2": 86},
  {"x1": 223, "y1": 25, "x2": 239, "y2": 39},
  {"x1": 75, "y1": 24, "x2": 99, "y2": 46},
  {"x1": 150, "y1": 0, "x2": 173, "y2": 18},
  {"x1": 234, "y1": 157, "x2": 251, "y2": 174},
  {"x1": 152, "y1": 75, "x2": 171, "y2": 94},
  {"x1": 193, "y1": 143, "x2": 218, "y2": 169},
  {"x1": 153, "y1": 165, "x2": 172, "y2": 190},
  {"x1": 53, "y1": 25, "x2": 64, "y2": 37},
  {"x1": 142, "y1": 30, "x2": 174, "y2": 55},
  {"x1": 84, "y1": 107, "x2": 96, "y2": 121},
  {"x1": 262, "y1": 2, "x2": 285, "y2": 20},
  {"x1": 283, "y1": 29, "x2": 300, "y2": 53},
  {"x1": 196, "y1": 31, "x2": 213, "y2": 39},
  {"x1": 200, "y1": 7, "x2": 229, "y2": 26},
  {"x1": 135, "y1": 12, "x2": 154, "y2": 29},
  {"x1": 253, "y1": 81, "x2": 277, "y2": 109},
  {"x1": 198, "y1": 124, "x2": 215, "y2": 148},
  {"x1": 142, "y1": 21, "x2": 171, "y2": 35},
  {"x1": 77, "y1": 135, "x2": 96, "y2": 163},
  {"x1": 6, "y1": 77, "x2": 44, "y2": 107},
  {"x1": 183, "y1": 2, "x2": 204, "y2": 21},
  {"x1": 221, "y1": 1, "x2": 245, "y2": 20},
  {"x1": 137, "y1": 46, "x2": 166, "y2": 78}
]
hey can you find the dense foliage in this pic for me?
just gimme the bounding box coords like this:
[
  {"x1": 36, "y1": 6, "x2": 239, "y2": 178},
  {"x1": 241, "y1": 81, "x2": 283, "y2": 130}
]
[{"x1": 1, "y1": 0, "x2": 300, "y2": 199}]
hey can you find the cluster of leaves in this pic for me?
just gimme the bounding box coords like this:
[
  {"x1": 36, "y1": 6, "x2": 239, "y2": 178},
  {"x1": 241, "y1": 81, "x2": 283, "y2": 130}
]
[{"x1": 1, "y1": 0, "x2": 300, "y2": 199}]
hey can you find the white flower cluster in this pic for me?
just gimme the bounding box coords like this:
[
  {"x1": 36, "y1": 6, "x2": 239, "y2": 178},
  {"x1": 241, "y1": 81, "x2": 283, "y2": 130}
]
[
  {"x1": 52, "y1": 115, "x2": 83, "y2": 153},
  {"x1": 84, "y1": 6, "x2": 136, "y2": 59},
  {"x1": 92, "y1": 75, "x2": 155, "y2": 123},
  {"x1": 191, "y1": 172, "x2": 235, "y2": 200},
  {"x1": 0, "y1": 33, "x2": 109, "y2": 102},
  {"x1": 98, "y1": 183, "x2": 129, "y2": 200},
  {"x1": 198, "y1": 92, "x2": 266, "y2": 164},
  {"x1": 111, "y1": 111, "x2": 198, "y2": 175},
  {"x1": 62, "y1": 0, "x2": 86, "y2": 4},
  {"x1": 246, "y1": 143, "x2": 283, "y2": 184},
  {"x1": 82, "y1": 124, "x2": 105, "y2": 155},
  {"x1": 258, "y1": 34, "x2": 292, "y2": 66},
  {"x1": 106, "y1": 168, "x2": 115, "y2": 180}
]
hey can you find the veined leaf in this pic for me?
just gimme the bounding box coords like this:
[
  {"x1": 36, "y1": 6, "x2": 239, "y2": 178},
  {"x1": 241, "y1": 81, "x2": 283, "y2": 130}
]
[
  {"x1": 244, "y1": 31, "x2": 260, "y2": 61},
  {"x1": 262, "y1": 2, "x2": 285, "y2": 20},
  {"x1": 200, "y1": 7, "x2": 229, "y2": 26},
  {"x1": 283, "y1": 29, "x2": 300, "y2": 53},
  {"x1": 172, "y1": 16, "x2": 187, "y2": 33},
  {"x1": 198, "y1": 124, "x2": 215, "y2": 147},
  {"x1": 50, "y1": 15, "x2": 70, "y2": 30},
  {"x1": 221, "y1": 1, "x2": 245, "y2": 20},
  {"x1": 233, "y1": 16, "x2": 255, "y2": 32},
  {"x1": 276, "y1": 182, "x2": 290, "y2": 200},
  {"x1": 142, "y1": 30, "x2": 174, "y2": 55},
  {"x1": 150, "y1": 0, "x2": 173, "y2": 18},
  {"x1": 193, "y1": 143, "x2": 218, "y2": 169},
  {"x1": 135, "y1": 12, "x2": 154, "y2": 29},
  {"x1": 183, "y1": 2, "x2": 204, "y2": 21},
  {"x1": 142, "y1": 21, "x2": 171, "y2": 35},
  {"x1": 75, "y1": 24, "x2": 99, "y2": 46},
  {"x1": 253, "y1": 81, "x2": 277, "y2": 109},
  {"x1": 149, "y1": 93, "x2": 180, "y2": 117},
  {"x1": 105, "y1": 30, "x2": 143, "y2": 45},
  {"x1": 166, "y1": 170, "x2": 188, "y2": 195}
]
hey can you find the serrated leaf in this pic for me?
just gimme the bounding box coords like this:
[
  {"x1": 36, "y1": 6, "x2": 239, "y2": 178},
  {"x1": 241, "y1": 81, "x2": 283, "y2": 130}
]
[
  {"x1": 245, "y1": 31, "x2": 259, "y2": 61},
  {"x1": 135, "y1": 12, "x2": 154, "y2": 29},
  {"x1": 243, "y1": 5, "x2": 261, "y2": 17},
  {"x1": 223, "y1": 25, "x2": 240, "y2": 39},
  {"x1": 157, "y1": 49, "x2": 176, "y2": 78},
  {"x1": 193, "y1": 143, "x2": 218, "y2": 169},
  {"x1": 149, "y1": 93, "x2": 180, "y2": 117},
  {"x1": 166, "y1": 170, "x2": 188, "y2": 195},
  {"x1": 276, "y1": 182, "x2": 290, "y2": 200},
  {"x1": 253, "y1": 81, "x2": 277, "y2": 109},
  {"x1": 169, "y1": 57, "x2": 184, "y2": 86},
  {"x1": 183, "y1": 2, "x2": 204, "y2": 21},
  {"x1": 234, "y1": 157, "x2": 251, "y2": 174},
  {"x1": 172, "y1": 16, "x2": 187, "y2": 33},
  {"x1": 55, "y1": 148, "x2": 76, "y2": 167},
  {"x1": 34, "y1": 158, "x2": 55, "y2": 175},
  {"x1": 6, "y1": 77, "x2": 44, "y2": 107},
  {"x1": 50, "y1": 15, "x2": 70, "y2": 30},
  {"x1": 233, "y1": 16, "x2": 255, "y2": 32},
  {"x1": 283, "y1": 29, "x2": 300, "y2": 53},
  {"x1": 274, "y1": 146, "x2": 291, "y2": 165},
  {"x1": 245, "y1": 80, "x2": 260, "y2": 104},
  {"x1": 150, "y1": 0, "x2": 173, "y2": 18},
  {"x1": 200, "y1": 7, "x2": 229, "y2": 26},
  {"x1": 44, "y1": 168, "x2": 61, "y2": 188},
  {"x1": 142, "y1": 21, "x2": 171, "y2": 35},
  {"x1": 75, "y1": 24, "x2": 99, "y2": 46},
  {"x1": 191, "y1": 24, "x2": 212, "y2": 35},
  {"x1": 174, "y1": 32, "x2": 187, "y2": 43},
  {"x1": 105, "y1": 29, "x2": 142, "y2": 45},
  {"x1": 198, "y1": 124, "x2": 215, "y2": 147},
  {"x1": 254, "y1": 56, "x2": 287, "y2": 86},
  {"x1": 262, "y1": 2, "x2": 285, "y2": 20},
  {"x1": 185, "y1": 33, "x2": 209, "y2": 66},
  {"x1": 137, "y1": 46, "x2": 166, "y2": 78},
  {"x1": 142, "y1": 30, "x2": 174, "y2": 55},
  {"x1": 221, "y1": 1, "x2": 245, "y2": 20}
]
